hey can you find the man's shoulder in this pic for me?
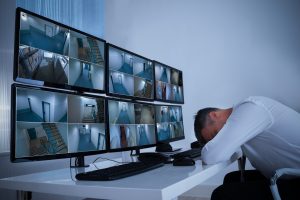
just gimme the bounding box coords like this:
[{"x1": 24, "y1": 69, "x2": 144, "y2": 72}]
[
  {"x1": 240, "y1": 96, "x2": 276, "y2": 106},
  {"x1": 234, "y1": 96, "x2": 275, "y2": 112},
  {"x1": 246, "y1": 96, "x2": 272, "y2": 102}
]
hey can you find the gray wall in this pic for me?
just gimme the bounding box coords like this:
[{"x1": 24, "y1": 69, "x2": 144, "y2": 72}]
[
  {"x1": 104, "y1": 0, "x2": 300, "y2": 185},
  {"x1": 104, "y1": 0, "x2": 300, "y2": 147}
]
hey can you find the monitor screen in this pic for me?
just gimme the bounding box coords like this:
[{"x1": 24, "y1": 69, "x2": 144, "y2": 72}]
[
  {"x1": 11, "y1": 84, "x2": 107, "y2": 162},
  {"x1": 154, "y1": 61, "x2": 184, "y2": 104},
  {"x1": 14, "y1": 8, "x2": 106, "y2": 93},
  {"x1": 106, "y1": 44, "x2": 154, "y2": 100},
  {"x1": 155, "y1": 105, "x2": 184, "y2": 143},
  {"x1": 107, "y1": 99, "x2": 156, "y2": 151}
]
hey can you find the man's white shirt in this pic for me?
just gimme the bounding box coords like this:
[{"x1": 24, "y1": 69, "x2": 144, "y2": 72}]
[{"x1": 201, "y1": 96, "x2": 300, "y2": 178}]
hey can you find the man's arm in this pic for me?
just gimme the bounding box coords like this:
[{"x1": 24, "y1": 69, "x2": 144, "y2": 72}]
[{"x1": 201, "y1": 102, "x2": 272, "y2": 164}]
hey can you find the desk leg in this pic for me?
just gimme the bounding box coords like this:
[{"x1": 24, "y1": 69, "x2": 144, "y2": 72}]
[{"x1": 17, "y1": 191, "x2": 32, "y2": 200}]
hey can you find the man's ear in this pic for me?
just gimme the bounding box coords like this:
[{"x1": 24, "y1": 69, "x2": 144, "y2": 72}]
[{"x1": 208, "y1": 111, "x2": 218, "y2": 121}]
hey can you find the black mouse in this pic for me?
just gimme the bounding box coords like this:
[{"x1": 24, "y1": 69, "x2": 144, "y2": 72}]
[{"x1": 173, "y1": 157, "x2": 195, "y2": 166}]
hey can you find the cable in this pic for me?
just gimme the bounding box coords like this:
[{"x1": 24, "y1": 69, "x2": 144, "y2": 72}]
[
  {"x1": 69, "y1": 156, "x2": 130, "y2": 176},
  {"x1": 91, "y1": 156, "x2": 130, "y2": 170},
  {"x1": 92, "y1": 156, "x2": 130, "y2": 165}
]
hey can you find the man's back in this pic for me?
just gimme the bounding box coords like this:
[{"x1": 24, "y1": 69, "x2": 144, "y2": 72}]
[{"x1": 241, "y1": 96, "x2": 300, "y2": 177}]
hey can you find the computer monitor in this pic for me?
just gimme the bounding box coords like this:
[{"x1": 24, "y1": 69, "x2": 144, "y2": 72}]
[
  {"x1": 155, "y1": 104, "x2": 184, "y2": 144},
  {"x1": 106, "y1": 43, "x2": 154, "y2": 100},
  {"x1": 14, "y1": 8, "x2": 106, "y2": 93},
  {"x1": 154, "y1": 61, "x2": 184, "y2": 104},
  {"x1": 107, "y1": 98, "x2": 157, "y2": 151},
  {"x1": 11, "y1": 84, "x2": 107, "y2": 164}
]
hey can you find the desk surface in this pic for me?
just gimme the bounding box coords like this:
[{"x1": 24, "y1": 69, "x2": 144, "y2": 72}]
[{"x1": 0, "y1": 158, "x2": 236, "y2": 200}]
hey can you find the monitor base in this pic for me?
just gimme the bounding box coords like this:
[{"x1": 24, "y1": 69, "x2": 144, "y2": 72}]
[{"x1": 70, "y1": 156, "x2": 89, "y2": 168}]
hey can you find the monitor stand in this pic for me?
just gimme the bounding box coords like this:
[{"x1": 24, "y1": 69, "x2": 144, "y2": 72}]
[
  {"x1": 131, "y1": 149, "x2": 141, "y2": 156},
  {"x1": 71, "y1": 156, "x2": 89, "y2": 168},
  {"x1": 155, "y1": 142, "x2": 173, "y2": 152}
]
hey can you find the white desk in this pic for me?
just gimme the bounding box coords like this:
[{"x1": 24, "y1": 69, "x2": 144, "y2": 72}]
[{"x1": 0, "y1": 158, "x2": 237, "y2": 200}]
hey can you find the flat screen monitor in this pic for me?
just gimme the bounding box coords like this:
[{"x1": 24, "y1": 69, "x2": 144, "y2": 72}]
[
  {"x1": 11, "y1": 84, "x2": 107, "y2": 162},
  {"x1": 107, "y1": 98, "x2": 157, "y2": 151},
  {"x1": 154, "y1": 61, "x2": 184, "y2": 104},
  {"x1": 155, "y1": 104, "x2": 184, "y2": 143},
  {"x1": 106, "y1": 43, "x2": 154, "y2": 100},
  {"x1": 14, "y1": 8, "x2": 106, "y2": 93}
]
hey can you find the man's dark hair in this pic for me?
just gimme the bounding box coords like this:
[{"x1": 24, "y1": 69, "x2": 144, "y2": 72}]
[{"x1": 194, "y1": 107, "x2": 218, "y2": 145}]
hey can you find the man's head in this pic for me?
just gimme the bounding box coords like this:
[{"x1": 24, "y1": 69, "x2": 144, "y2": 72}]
[{"x1": 194, "y1": 107, "x2": 232, "y2": 145}]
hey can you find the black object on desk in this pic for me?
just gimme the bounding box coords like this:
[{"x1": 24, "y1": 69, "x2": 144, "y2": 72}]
[
  {"x1": 138, "y1": 152, "x2": 170, "y2": 163},
  {"x1": 75, "y1": 161, "x2": 164, "y2": 181},
  {"x1": 171, "y1": 148, "x2": 202, "y2": 159},
  {"x1": 173, "y1": 157, "x2": 195, "y2": 166}
]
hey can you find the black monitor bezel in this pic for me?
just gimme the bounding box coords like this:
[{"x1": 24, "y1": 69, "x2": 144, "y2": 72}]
[
  {"x1": 10, "y1": 83, "x2": 109, "y2": 162},
  {"x1": 105, "y1": 43, "x2": 155, "y2": 101},
  {"x1": 153, "y1": 60, "x2": 184, "y2": 104},
  {"x1": 154, "y1": 103, "x2": 185, "y2": 143},
  {"x1": 14, "y1": 7, "x2": 106, "y2": 94},
  {"x1": 105, "y1": 97, "x2": 157, "y2": 152}
]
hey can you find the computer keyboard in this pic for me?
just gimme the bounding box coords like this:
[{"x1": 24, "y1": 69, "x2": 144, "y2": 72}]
[
  {"x1": 75, "y1": 161, "x2": 164, "y2": 181},
  {"x1": 171, "y1": 148, "x2": 202, "y2": 159}
]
